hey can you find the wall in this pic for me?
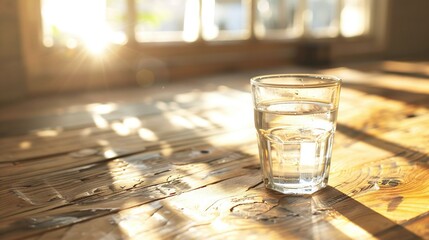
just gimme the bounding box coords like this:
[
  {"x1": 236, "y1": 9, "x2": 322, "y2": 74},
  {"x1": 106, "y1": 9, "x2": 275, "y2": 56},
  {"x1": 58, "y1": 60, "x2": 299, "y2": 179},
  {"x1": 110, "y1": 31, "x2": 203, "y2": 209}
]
[
  {"x1": 385, "y1": 0, "x2": 429, "y2": 58},
  {"x1": 0, "y1": 0, "x2": 26, "y2": 104}
]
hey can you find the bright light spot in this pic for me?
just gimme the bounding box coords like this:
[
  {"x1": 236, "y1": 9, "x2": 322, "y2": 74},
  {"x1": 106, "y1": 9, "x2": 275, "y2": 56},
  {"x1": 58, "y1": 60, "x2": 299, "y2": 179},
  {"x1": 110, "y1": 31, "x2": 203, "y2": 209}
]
[
  {"x1": 19, "y1": 141, "x2": 32, "y2": 149},
  {"x1": 118, "y1": 218, "x2": 142, "y2": 237},
  {"x1": 111, "y1": 122, "x2": 131, "y2": 136},
  {"x1": 86, "y1": 103, "x2": 117, "y2": 114},
  {"x1": 138, "y1": 128, "x2": 159, "y2": 141},
  {"x1": 212, "y1": 218, "x2": 231, "y2": 231},
  {"x1": 257, "y1": 0, "x2": 270, "y2": 13},
  {"x1": 115, "y1": 204, "x2": 168, "y2": 237},
  {"x1": 41, "y1": 0, "x2": 116, "y2": 54},
  {"x1": 104, "y1": 149, "x2": 118, "y2": 158},
  {"x1": 329, "y1": 214, "x2": 374, "y2": 239},
  {"x1": 341, "y1": 1, "x2": 366, "y2": 37},
  {"x1": 84, "y1": 34, "x2": 109, "y2": 55},
  {"x1": 117, "y1": 216, "x2": 148, "y2": 237},
  {"x1": 300, "y1": 142, "x2": 317, "y2": 166},
  {"x1": 188, "y1": 115, "x2": 211, "y2": 128},
  {"x1": 111, "y1": 32, "x2": 128, "y2": 45},
  {"x1": 168, "y1": 201, "x2": 211, "y2": 222},
  {"x1": 92, "y1": 114, "x2": 109, "y2": 129},
  {"x1": 166, "y1": 114, "x2": 194, "y2": 129},
  {"x1": 123, "y1": 117, "x2": 142, "y2": 129},
  {"x1": 157, "y1": 140, "x2": 173, "y2": 156},
  {"x1": 106, "y1": 158, "x2": 145, "y2": 200},
  {"x1": 35, "y1": 128, "x2": 61, "y2": 137},
  {"x1": 202, "y1": 0, "x2": 219, "y2": 40},
  {"x1": 183, "y1": 0, "x2": 200, "y2": 42}
]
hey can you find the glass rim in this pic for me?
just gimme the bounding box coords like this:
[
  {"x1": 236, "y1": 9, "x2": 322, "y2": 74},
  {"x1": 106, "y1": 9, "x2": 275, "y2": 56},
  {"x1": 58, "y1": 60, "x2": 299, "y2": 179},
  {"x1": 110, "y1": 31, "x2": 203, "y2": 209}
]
[{"x1": 250, "y1": 74, "x2": 342, "y2": 88}]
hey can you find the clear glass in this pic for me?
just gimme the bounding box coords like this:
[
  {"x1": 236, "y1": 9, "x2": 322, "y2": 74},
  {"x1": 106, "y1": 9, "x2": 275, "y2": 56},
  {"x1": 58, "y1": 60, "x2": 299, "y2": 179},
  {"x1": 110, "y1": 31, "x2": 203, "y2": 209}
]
[
  {"x1": 251, "y1": 74, "x2": 341, "y2": 195},
  {"x1": 202, "y1": 0, "x2": 249, "y2": 40}
]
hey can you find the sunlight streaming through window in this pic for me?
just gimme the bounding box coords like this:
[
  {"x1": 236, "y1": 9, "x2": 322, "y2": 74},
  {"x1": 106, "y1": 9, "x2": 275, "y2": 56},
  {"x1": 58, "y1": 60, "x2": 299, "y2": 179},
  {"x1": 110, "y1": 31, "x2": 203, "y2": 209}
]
[
  {"x1": 41, "y1": 0, "x2": 127, "y2": 53},
  {"x1": 256, "y1": 0, "x2": 302, "y2": 39},
  {"x1": 202, "y1": 0, "x2": 249, "y2": 40},
  {"x1": 135, "y1": 0, "x2": 198, "y2": 42},
  {"x1": 341, "y1": 0, "x2": 369, "y2": 37},
  {"x1": 307, "y1": 0, "x2": 339, "y2": 37},
  {"x1": 41, "y1": 0, "x2": 371, "y2": 51}
]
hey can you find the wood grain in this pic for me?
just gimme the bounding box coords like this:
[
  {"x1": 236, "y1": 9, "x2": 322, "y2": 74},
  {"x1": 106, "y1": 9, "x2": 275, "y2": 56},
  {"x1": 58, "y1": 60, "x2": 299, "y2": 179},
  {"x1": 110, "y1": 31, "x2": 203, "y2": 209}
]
[{"x1": 0, "y1": 62, "x2": 428, "y2": 239}]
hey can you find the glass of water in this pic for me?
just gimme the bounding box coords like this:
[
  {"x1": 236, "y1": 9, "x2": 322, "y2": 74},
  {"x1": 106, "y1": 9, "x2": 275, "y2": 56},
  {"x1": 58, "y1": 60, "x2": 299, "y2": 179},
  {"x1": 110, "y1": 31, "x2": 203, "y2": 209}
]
[{"x1": 251, "y1": 74, "x2": 342, "y2": 195}]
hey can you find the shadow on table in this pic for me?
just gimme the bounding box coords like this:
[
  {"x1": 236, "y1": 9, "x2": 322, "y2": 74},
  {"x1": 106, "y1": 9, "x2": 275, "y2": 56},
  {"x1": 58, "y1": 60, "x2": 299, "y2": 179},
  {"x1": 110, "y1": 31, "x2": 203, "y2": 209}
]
[
  {"x1": 343, "y1": 82, "x2": 429, "y2": 108},
  {"x1": 315, "y1": 186, "x2": 421, "y2": 239},
  {"x1": 1, "y1": 80, "x2": 426, "y2": 239}
]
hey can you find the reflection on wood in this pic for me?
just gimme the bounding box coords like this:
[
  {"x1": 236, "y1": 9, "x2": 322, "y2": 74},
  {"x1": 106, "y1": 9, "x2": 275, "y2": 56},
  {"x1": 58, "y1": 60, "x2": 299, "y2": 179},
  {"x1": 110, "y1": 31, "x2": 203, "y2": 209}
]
[{"x1": 0, "y1": 61, "x2": 428, "y2": 239}]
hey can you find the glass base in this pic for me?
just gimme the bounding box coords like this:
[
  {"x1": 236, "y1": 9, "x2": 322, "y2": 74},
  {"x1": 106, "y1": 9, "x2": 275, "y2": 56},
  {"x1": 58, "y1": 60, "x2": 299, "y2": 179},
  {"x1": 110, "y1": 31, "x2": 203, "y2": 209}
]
[{"x1": 264, "y1": 179, "x2": 328, "y2": 195}]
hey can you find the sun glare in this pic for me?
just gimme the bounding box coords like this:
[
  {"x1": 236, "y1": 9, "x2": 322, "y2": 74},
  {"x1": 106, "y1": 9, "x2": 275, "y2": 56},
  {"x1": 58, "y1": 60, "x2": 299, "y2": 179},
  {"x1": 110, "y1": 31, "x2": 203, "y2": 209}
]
[
  {"x1": 341, "y1": 0, "x2": 367, "y2": 37},
  {"x1": 86, "y1": 103, "x2": 117, "y2": 114},
  {"x1": 42, "y1": 0, "x2": 125, "y2": 55}
]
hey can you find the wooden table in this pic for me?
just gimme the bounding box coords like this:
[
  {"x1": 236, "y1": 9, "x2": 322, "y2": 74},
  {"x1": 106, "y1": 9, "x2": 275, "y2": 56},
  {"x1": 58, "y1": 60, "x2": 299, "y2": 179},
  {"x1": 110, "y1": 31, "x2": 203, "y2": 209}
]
[{"x1": 0, "y1": 61, "x2": 428, "y2": 239}]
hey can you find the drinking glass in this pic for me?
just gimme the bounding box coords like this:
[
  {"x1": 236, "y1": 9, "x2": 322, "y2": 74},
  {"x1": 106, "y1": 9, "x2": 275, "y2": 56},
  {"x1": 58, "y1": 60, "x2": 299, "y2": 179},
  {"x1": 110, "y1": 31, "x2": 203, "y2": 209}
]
[{"x1": 251, "y1": 74, "x2": 341, "y2": 194}]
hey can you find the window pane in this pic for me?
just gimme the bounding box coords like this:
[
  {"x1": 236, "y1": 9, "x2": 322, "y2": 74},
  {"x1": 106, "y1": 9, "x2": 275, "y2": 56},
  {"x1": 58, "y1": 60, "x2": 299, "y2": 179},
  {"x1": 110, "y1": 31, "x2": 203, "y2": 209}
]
[
  {"x1": 341, "y1": 0, "x2": 369, "y2": 37},
  {"x1": 255, "y1": 0, "x2": 301, "y2": 39},
  {"x1": 41, "y1": 0, "x2": 127, "y2": 53},
  {"x1": 202, "y1": 0, "x2": 249, "y2": 40},
  {"x1": 106, "y1": 0, "x2": 128, "y2": 44},
  {"x1": 307, "y1": 0, "x2": 338, "y2": 37},
  {"x1": 135, "y1": 0, "x2": 199, "y2": 42}
]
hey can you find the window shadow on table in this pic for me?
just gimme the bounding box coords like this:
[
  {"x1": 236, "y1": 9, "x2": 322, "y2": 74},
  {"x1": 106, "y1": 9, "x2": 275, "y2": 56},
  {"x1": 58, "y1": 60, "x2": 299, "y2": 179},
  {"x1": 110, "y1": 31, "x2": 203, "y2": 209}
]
[
  {"x1": 342, "y1": 81, "x2": 429, "y2": 108},
  {"x1": 338, "y1": 80, "x2": 429, "y2": 168},
  {"x1": 240, "y1": 185, "x2": 422, "y2": 239},
  {"x1": 337, "y1": 123, "x2": 428, "y2": 168},
  {"x1": 313, "y1": 186, "x2": 421, "y2": 239}
]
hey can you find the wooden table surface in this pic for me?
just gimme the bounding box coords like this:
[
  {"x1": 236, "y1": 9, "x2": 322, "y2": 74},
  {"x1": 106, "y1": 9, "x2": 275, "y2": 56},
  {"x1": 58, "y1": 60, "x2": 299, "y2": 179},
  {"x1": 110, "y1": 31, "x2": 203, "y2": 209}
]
[{"x1": 0, "y1": 61, "x2": 428, "y2": 239}]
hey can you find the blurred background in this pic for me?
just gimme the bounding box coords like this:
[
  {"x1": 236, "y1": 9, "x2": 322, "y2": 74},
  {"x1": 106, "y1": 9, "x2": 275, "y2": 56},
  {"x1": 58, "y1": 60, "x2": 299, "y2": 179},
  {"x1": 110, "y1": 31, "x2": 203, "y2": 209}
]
[{"x1": 0, "y1": 0, "x2": 428, "y2": 104}]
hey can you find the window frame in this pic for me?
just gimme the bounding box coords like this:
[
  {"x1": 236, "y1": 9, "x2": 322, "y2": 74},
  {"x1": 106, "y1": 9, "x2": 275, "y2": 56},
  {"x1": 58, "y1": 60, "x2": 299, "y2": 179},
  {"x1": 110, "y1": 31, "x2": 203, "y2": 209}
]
[{"x1": 18, "y1": 0, "x2": 388, "y2": 94}]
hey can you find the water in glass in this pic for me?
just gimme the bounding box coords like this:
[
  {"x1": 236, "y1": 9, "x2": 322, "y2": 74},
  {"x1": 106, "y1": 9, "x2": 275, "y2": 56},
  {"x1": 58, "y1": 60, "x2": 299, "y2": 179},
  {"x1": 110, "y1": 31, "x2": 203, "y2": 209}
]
[{"x1": 255, "y1": 100, "x2": 336, "y2": 194}]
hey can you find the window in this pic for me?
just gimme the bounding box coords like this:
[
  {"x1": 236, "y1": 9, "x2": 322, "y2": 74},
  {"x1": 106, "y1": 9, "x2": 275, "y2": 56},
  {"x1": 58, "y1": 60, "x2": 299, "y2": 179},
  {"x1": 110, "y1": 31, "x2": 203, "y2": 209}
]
[
  {"x1": 134, "y1": 0, "x2": 199, "y2": 42},
  {"x1": 40, "y1": 0, "x2": 372, "y2": 52},
  {"x1": 19, "y1": 0, "x2": 386, "y2": 94},
  {"x1": 41, "y1": 0, "x2": 129, "y2": 54}
]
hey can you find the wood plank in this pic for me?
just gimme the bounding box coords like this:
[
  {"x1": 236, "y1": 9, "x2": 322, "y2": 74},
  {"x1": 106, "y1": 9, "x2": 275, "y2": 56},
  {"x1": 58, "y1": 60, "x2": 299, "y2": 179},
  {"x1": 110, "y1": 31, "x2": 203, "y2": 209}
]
[
  {"x1": 0, "y1": 152, "x2": 257, "y2": 239},
  {"x1": 1, "y1": 64, "x2": 428, "y2": 239},
  {"x1": 12, "y1": 174, "x2": 423, "y2": 240}
]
